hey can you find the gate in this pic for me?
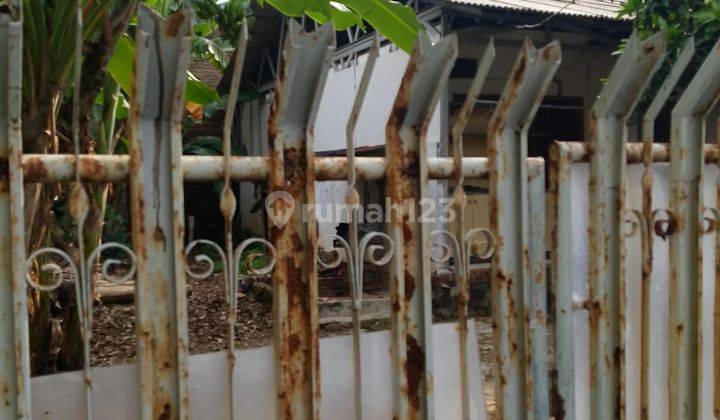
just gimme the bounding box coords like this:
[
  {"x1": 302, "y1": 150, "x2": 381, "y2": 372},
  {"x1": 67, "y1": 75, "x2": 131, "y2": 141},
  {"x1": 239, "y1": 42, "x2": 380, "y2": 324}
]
[{"x1": 2, "y1": 2, "x2": 720, "y2": 419}]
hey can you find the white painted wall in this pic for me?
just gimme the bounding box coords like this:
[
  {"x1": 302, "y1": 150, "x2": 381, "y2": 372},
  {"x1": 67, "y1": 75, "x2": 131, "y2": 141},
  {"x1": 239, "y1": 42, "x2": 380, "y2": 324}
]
[
  {"x1": 313, "y1": 42, "x2": 445, "y2": 240},
  {"x1": 314, "y1": 43, "x2": 442, "y2": 152},
  {"x1": 238, "y1": 98, "x2": 271, "y2": 235},
  {"x1": 31, "y1": 322, "x2": 488, "y2": 420}
]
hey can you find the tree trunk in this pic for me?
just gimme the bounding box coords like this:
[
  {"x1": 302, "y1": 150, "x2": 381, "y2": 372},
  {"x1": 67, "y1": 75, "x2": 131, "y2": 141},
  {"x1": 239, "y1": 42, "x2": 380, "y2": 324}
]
[
  {"x1": 23, "y1": 0, "x2": 144, "y2": 373},
  {"x1": 28, "y1": 287, "x2": 54, "y2": 374}
]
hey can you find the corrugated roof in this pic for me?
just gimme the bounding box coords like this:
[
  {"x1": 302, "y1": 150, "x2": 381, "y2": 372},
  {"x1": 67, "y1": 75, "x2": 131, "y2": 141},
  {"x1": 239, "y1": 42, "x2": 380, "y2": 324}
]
[{"x1": 447, "y1": 0, "x2": 628, "y2": 20}]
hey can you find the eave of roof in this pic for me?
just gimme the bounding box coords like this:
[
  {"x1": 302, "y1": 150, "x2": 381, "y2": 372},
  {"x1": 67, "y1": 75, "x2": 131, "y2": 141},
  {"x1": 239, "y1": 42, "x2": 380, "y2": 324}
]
[{"x1": 446, "y1": 0, "x2": 630, "y2": 21}]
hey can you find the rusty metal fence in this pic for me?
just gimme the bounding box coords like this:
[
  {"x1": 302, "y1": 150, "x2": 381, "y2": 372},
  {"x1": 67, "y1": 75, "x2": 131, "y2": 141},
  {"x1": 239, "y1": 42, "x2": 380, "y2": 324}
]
[
  {"x1": 2, "y1": 2, "x2": 720, "y2": 420},
  {"x1": 549, "y1": 32, "x2": 720, "y2": 420}
]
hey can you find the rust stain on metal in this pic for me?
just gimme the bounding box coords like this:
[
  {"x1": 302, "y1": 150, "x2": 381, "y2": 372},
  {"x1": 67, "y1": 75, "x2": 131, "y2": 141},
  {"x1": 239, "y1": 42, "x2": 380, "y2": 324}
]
[
  {"x1": 0, "y1": 158, "x2": 8, "y2": 194},
  {"x1": 405, "y1": 335, "x2": 424, "y2": 412},
  {"x1": 384, "y1": 48, "x2": 418, "y2": 419},
  {"x1": 158, "y1": 402, "x2": 171, "y2": 420},
  {"x1": 264, "y1": 21, "x2": 333, "y2": 419},
  {"x1": 22, "y1": 157, "x2": 48, "y2": 180},
  {"x1": 83, "y1": 156, "x2": 107, "y2": 179},
  {"x1": 404, "y1": 272, "x2": 416, "y2": 303},
  {"x1": 164, "y1": 12, "x2": 186, "y2": 37},
  {"x1": 401, "y1": 150, "x2": 419, "y2": 178},
  {"x1": 550, "y1": 369, "x2": 566, "y2": 419},
  {"x1": 654, "y1": 213, "x2": 676, "y2": 239},
  {"x1": 385, "y1": 34, "x2": 462, "y2": 419}
]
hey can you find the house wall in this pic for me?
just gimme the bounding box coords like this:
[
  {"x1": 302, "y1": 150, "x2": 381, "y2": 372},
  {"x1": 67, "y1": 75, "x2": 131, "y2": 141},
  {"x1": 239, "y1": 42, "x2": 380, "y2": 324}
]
[
  {"x1": 314, "y1": 42, "x2": 446, "y2": 241},
  {"x1": 315, "y1": 43, "x2": 444, "y2": 152}
]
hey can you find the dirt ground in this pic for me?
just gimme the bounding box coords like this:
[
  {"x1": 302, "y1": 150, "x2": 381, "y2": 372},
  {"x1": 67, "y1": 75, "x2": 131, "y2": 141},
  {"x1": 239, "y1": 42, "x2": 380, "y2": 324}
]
[
  {"x1": 91, "y1": 274, "x2": 274, "y2": 366},
  {"x1": 91, "y1": 274, "x2": 369, "y2": 367}
]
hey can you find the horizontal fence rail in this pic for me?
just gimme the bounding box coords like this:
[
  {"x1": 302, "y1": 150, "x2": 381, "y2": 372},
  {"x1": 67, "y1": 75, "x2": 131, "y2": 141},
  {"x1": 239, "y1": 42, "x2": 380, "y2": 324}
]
[
  {"x1": 23, "y1": 142, "x2": 716, "y2": 183},
  {"x1": 3, "y1": 2, "x2": 720, "y2": 420},
  {"x1": 20, "y1": 155, "x2": 507, "y2": 182}
]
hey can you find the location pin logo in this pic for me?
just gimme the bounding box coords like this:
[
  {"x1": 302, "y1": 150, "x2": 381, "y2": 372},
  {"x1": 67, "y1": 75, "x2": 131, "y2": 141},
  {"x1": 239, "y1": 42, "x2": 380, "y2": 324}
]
[{"x1": 266, "y1": 191, "x2": 295, "y2": 228}]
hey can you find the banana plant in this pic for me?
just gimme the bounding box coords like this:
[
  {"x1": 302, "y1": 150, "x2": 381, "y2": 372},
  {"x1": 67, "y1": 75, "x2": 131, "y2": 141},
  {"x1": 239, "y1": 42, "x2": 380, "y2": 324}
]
[
  {"x1": 260, "y1": 0, "x2": 420, "y2": 52},
  {"x1": 21, "y1": 0, "x2": 144, "y2": 373},
  {"x1": 20, "y1": 0, "x2": 228, "y2": 373}
]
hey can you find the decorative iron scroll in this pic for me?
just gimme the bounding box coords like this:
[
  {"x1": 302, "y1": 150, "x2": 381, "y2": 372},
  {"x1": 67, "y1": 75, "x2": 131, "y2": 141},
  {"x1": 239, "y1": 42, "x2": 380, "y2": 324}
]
[
  {"x1": 87, "y1": 243, "x2": 137, "y2": 285},
  {"x1": 429, "y1": 228, "x2": 496, "y2": 272},
  {"x1": 184, "y1": 235, "x2": 276, "y2": 420},
  {"x1": 25, "y1": 242, "x2": 137, "y2": 419},
  {"x1": 25, "y1": 248, "x2": 78, "y2": 292},
  {"x1": 185, "y1": 240, "x2": 228, "y2": 281},
  {"x1": 25, "y1": 245, "x2": 138, "y2": 297},
  {"x1": 623, "y1": 209, "x2": 649, "y2": 278},
  {"x1": 25, "y1": 246, "x2": 137, "y2": 297},
  {"x1": 652, "y1": 208, "x2": 678, "y2": 240},
  {"x1": 317, "y1": 231, "x2": 394, "y2": 308},
  {"x1": 235, "y1": 238, "x2": 277, "y2": 277}
]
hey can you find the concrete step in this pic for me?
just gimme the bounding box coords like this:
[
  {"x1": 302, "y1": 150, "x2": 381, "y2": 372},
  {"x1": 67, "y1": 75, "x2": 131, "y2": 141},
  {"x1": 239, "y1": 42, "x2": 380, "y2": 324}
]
[{"x1": 318, "y1": 297, "x2": 389, "y2": 325}]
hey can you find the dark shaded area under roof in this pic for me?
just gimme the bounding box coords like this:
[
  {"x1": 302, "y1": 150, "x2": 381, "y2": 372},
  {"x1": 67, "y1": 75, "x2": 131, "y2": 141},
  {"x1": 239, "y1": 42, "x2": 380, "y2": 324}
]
[{"x1": 218, "y1": 2, "x2": 283, "y2": 94}]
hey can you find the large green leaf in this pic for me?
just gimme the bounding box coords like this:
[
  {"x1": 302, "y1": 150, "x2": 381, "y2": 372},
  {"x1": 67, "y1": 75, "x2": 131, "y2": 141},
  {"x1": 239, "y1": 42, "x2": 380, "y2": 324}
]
[
  {"x1": 329, "y1": 2, "x2": 365, "y2": 30},
  {"x1": 108, "y1": 35, "x2": 220, "y2": 105},
  {"x1": 265, "y1": 0, "x2": 311, "y2": 17},
  {"x1": 339, "y1": 0, "x2": 419, "y2": 52},
  {"x1": 306, "y1": 1, "x2": 364, "y2": 30},
  {"x1": 186, "y1": 72, "x2": 221, "y2": 104},
  {"x1": 108, "y1": 35, "x2": 134, "y2": 94},
  {"x1": 262, "y1": 0, "x2": 419, "y2": 53}
]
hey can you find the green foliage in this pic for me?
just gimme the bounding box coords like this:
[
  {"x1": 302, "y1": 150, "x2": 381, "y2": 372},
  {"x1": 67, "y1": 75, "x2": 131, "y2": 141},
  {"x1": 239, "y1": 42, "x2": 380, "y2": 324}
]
[
  {"x1": 102, "y1": 197, "x2": 132, "y2": 246},
  {"x1": 183, "y1": 135, "x2": 225, "y2": 155},
  {"x1": 260, "y1": 0, "x2": 420, "y2": 52},
  {"x1": 305, "y1": 2, "x2": 363, "y2": 31},
  {"x1": 620, "y1": 0, "x2": 720, "y2": 53},
  {"x1": 341, "y1": 0, "x2": 419, "y2": 51},
  {"x1": 237, "y1": 243, "x2": 271, "y2": 275},
  {"x1": 189, "y1": 0, "x2": 251, "y2": 45},
  {"x1": 182, "y1": 132, "x2": 247, "y2": 156},
  {"x1": 23, "y1": 0, "x2": 109, "y2": 86},
  {"x1": 185, "y1": 0, "x2": 253, "y2": 68},
  {"x1": 620, "y1": 0, "x2": 720, "y2": 122},
  {"x1": 186, "y1": 71, "x2": 222, "y2": 104},
  {"x1": 22, "y1": 0, "x2": 117, "y2": 116},
  {"x1": 108, "y1": 35, "x2": 221, "y2": 105}
]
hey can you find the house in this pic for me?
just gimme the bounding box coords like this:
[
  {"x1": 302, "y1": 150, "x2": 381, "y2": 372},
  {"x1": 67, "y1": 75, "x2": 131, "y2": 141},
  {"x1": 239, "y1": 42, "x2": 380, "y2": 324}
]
[{"x1": 231, "y1": 0, "x2": 631, "y2": 241}]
